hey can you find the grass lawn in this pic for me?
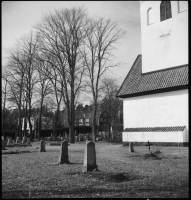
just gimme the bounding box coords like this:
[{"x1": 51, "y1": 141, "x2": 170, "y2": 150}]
[{"x1": 2, "y1": 141, "x2": 189, "y2": 198}]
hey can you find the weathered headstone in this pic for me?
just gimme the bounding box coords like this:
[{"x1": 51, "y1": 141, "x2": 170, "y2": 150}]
[
  {"x1": 40, "y1": 140, "x2": 46, "y2": 152},
  {"x1": 16, "y1": 137, "x2": 20, "y2": 143},
  {"x1": 22, "y1": 136, "x2": 27, "y2": 143},
  {"x1": 7, "y1": 137, "x2": 12, "y2": 145},
  {"x1": 58, "y1": 140, "x2": 70, "y2": 164},
  {"x1": 27, "y1": 138, "x2": 30, "y2": 144},
  {"x1": 2, "y1": 136, "x2": 4, "y2": 140},
  {"x1": 82, "y1": 141, "x2": 98, "y2": 172},
  {"x1": 2, "y1": 140, "x2": 6, "y2": 150},
  {"x1": 129, "y1": 142, "x2": 134, "y2": 152}
]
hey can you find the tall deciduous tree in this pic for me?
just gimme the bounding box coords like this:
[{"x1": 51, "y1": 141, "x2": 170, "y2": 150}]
[
  {"x1": 100, "y1": 76, "x2": 122, "y2": 139},
  {"x1": 35, "y1": 6, "x2": 87, "y2": 143},
  {"x1": 82, "y1": 17, "x2": 126, "y2": 142},
  {"x1": 34, "y1": 53, "x2": 53, "y2": 140}
]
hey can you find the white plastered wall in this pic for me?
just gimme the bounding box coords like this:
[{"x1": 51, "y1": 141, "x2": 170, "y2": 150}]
[
  {"x1": 140, "y1": 1, "x2": 188, "y2": 73},
  {"x1": 123, "y1": 89, "x2": 188, "y2": 142}
]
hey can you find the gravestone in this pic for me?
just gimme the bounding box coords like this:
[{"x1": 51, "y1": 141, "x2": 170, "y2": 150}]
[
  {"x1": 22, "y1": 136, "x2": 27, "y2": 143},
  {"x1": 2, "y1": 136, "x2": 4, "y2": 140},
  {"x1": 75, "y1": 136, "x2": 78, "y2": 142},
  {"x1": 7, "y1": 137, "x2": 12, "y2": 145},
  {"x1": 58, "y1": 140, "x2": 70, "y2": 164},
  {"x1": 16, "y1": 137, "x2": 20, "y2": 143},
  {"x1": 2, "y1": 140, "x2": 6, "y2": 150},
  {"x1": 82, "y1": 141, "x2": 98, "y2": 172},
  {"x1": 27, "y1": 138, "x2": 30, "y2": 144},
  {"x1": 129, "y1": 142, "x2": 134, "y2": 152},
  {"x1": 40, "y1": 140, "x2": 46, "y2": 152},
  {"x1": 145, "y1": 140, "x2": 153, "y2": 151}
]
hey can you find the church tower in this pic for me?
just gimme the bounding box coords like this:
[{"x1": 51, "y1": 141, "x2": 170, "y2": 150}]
[{"x1": 139, "y1": 1, "x2": 188, "y2": 73}]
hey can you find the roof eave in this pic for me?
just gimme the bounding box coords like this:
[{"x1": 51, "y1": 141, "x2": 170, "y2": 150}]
[{"x1": 116, "y1": 85, "x2": 188, "y2": 99}]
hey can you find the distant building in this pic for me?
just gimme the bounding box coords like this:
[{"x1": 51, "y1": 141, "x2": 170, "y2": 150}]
[
  {"x1": 117, "y1": 1, "x2": 188, "y2": 145},
  {"x1": 61, "y1": 105, "x2": 122, "y2": 139}
]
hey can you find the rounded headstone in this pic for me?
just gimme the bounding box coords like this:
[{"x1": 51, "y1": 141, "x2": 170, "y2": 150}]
[
  {"x1": 2, "y1": 140, "x2": 6, "y2": 150},
  {"x1": 7, "y1": 137, "x2": 12, "y2": 145},
  {"x1": 58, "y1": 140, "x2": 70, "y2": 164},
  {"x1": 22, "y1": 136, "x2": 27, "y2": 143},
  {"x1": 82, "y1": 141, "x2": 98, "y2": 172},
  {"x1": 27, "y1": 138, "x2": 30, "y2": 144},
  {"x1": 40, "y1": 140, "x2": 46, "y2": 152},
  {"x1": 129, "y1": 142, "x2": 134, "y2": 152},
  {"x1": 16, "y1": 137, "x2": 20, "y2": 144}
]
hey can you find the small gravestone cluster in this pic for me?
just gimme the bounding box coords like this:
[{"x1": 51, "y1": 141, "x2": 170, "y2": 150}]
[{"x1": 40, "y1": 138, "x2": 98, "y2": 172}]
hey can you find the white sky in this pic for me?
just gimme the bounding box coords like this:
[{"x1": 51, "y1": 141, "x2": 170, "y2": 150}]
[
  {"x1": 1, "y1": 1, "x2": 141, "y2": 80},
  {"x1": 2, "y1": 1, "x2": 141, "y2": 106}
]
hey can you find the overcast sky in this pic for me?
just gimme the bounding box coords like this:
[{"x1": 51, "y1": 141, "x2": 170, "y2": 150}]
[{"x1": 2, "y1": 1, "x2": 141, "y2": 81}]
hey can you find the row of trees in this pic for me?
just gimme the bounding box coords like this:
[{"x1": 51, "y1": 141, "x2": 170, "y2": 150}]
[{"x1": 2, "y1": 6, "x2": 126, "y2": 143}]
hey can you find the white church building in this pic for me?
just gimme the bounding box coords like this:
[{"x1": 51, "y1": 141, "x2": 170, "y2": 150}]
[{"x1": 117, "y1": 1, "x2": 188, "y2": 145}]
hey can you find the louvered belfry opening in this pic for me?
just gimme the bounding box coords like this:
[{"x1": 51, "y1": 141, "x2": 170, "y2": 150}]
[{"x1": 160, "y1": 1, "x2": 172, "y2": 21}]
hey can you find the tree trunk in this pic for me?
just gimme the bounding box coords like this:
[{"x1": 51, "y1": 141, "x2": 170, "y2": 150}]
[
  {"x1": 23, "y1": 102, "x2": 28, "y2": 139},
  {"x1": 38, "y1": 99, "x2": 43, "y2": 141},
  {"x1": 92, "y1": 104, "x2": 97, "y2": 142},
  {"x1": 54, "y1": 109, "x2": 59, "y2": 141}
]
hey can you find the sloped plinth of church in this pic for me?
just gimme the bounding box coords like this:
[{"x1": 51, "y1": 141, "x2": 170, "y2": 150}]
[{"x1": 122, "y1": 126, "x2": 188, "y2": 146}]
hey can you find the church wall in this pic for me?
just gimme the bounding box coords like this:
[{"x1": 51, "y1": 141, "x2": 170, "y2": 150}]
[
  {"x1": 140, "y1": 1, "x2": 188, "y2": 73},
  {"x1": 122, "y1": 130, "x2": 186, "y2": 143},
  {"x1": 123, "y1": 89, "x2": 188, "y2": 142}
]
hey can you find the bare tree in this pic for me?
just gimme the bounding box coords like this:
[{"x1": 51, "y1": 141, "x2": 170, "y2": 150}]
[
  {"x1": 4, "y1": 46, "x2": 27, "y2": 139},
  {"x1": 2, "y1": 68, "x2": 10, "y2": 138},
  {"x1": 82, "y1": 17, "x2": 126, "y2": 142},
  {"x1": 35, "y1": 6, "x2": 88, "y2": 143},
  {"x1": 17, "y1": 30, "x2": 40, "y2": 141},
  {"x1": 34, "y1": 53, "x2": 53, "y2": 140},
  {"x1": 100, "y1": 76, "x2": 122, "y2": 139}
]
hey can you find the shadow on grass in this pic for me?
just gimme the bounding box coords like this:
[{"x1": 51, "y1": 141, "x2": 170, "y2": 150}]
[
  {"x1": 2, "y1": 150, "x2": 31, "y2": 154},
  {"x1": 2, "y1": 182, "x2": 189, "y2": 198}
]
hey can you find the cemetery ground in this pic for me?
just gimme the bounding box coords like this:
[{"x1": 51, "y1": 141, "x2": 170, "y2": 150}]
[{"x1": 2, "y1": 140, "x2": 188, "y2": 198}]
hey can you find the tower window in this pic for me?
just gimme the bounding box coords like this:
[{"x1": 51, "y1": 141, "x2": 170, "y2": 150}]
[
  {"x1": 160, "y1": 1, "x2": 172, "y2": 21},
  {"x1": 147, "y1": 8, "x2": 154, "y2": 25}
]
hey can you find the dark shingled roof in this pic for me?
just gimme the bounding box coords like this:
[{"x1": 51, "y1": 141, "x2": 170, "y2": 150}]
[
  {"x1": 123, "y1": 126, "x2": 186, "y2": 132},
  {"x1": 117, "y1": 55, "x2": 188, "y2": 98}
]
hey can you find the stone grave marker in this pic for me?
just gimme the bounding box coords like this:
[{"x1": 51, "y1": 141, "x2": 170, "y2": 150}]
[
  {"x1": 40, "y1": 140, "x2": 46, "y2": 152},
  {"x1": 82, "y1": 141, "x2": 98, "y2": 172},
  {"x1": 7, "y1": 137, "x2": 12, "y2": 145},
  {"x1": 58, "y1": 140, "x2": 70, "y2": 164},
  {"x1": 22, "y1": 136, "x2": 27, "y2": 143},
  {"x1": 2, "y1": 140, "x2": 6, "y2": 150},
  {"x1": 2, "y1": 136, "x2": 4, "y2": 140},
  {"x1": 27, "y1": 138, "x2": 30, "y2": 144},
  {"x1": 129, "y1": 142, "x2": 134, "y2": 152},
  {"x1": 16, "y1": 137, "x2": 20, "y2": 143}
]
